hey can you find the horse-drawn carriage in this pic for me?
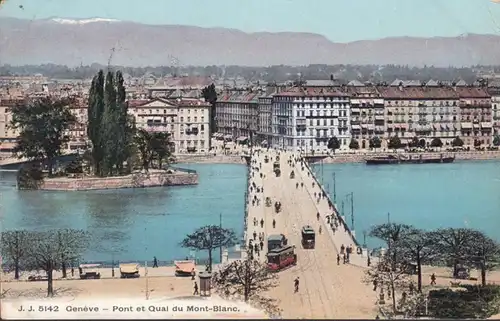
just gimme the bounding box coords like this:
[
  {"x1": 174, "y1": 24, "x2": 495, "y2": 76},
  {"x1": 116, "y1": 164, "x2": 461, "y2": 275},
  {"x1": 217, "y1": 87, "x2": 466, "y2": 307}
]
[
  {"x1": 264, "y1": 155, "x2": 269, "y2": 163},
  {"x1": 290, "y1": 171, "x2": 295, "y2": 179},
  {"x1": 266, "y1": 197, "x2": 272, "y2": 207},
  {"x1": 273, "y1": 161, "x2": 281, "y2": 177}
]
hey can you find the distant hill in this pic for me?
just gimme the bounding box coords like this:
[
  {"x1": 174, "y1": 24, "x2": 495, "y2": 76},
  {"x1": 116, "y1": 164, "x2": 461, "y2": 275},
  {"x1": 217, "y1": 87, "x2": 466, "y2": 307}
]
[{"x1": 1, "y1": 17, "x2": 500, "y2": 67}]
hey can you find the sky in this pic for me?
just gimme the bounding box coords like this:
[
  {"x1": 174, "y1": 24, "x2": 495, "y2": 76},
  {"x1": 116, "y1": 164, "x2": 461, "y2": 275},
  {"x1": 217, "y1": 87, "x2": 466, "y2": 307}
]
[{"x1": 1, "y1": 0, "x2": 500, "y2": 42}]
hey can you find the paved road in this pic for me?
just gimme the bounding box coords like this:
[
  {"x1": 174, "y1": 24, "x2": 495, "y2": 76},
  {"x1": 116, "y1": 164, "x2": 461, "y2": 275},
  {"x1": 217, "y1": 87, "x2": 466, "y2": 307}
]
[{"x1": 245, "y1": 150, "x2": 376, "y2": 319}]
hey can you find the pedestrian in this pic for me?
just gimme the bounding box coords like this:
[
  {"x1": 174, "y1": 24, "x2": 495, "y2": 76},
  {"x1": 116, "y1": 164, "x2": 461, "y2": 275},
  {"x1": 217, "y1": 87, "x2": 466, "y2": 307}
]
[
  {"x1": 409, "y1": 282, "x2": 414, "y2": 294},
  {"x1": 373, "y1": 280, "x2": 377, "y2": 291},
  {"x1": 343, "y1": 253, "x2": 346, "y2": 264},
  {"x1": 272, "y1": 219, "x2": 276, "y2": 228},
  {"x1": 253, "y1": 231, "x2": 257, "y2": 240},
  {"x1": 319, "y1": 226, "x2": 322, "y2": 234},
  {"x1": 260, "y1": 241, "x2": 264, "y2": 251},
  {"x1": 294, "y1": 277, "x2": 300, "y2": 293},
  {"x1": 336, "y1": 254, "x2": 340, "y2": 265},
  {"x1": 193, "y1": 281, "x2": 199, "y2": 295},
  {"x1": 71, "y1": 267, "x2": 74, "y2": 277},
  {"x1": 191, "y1": 268, "x2": 196, "y2": 280},
  {"x1": 340, "y1": 244, "x2": 345, "y2": 254},
  {"x1": 430, "y1": 273, "x2": 436, "y2": 286},
  {"x1": 153, "y1": 256, "x2": 158, "y2": 268},
  {"x1": 260, "y1": 219, "x2": 264, "y2": 228}
]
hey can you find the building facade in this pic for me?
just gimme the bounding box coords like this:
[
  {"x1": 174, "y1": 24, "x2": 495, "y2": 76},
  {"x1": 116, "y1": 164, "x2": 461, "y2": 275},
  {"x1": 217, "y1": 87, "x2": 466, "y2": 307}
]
[
  {"x1": 129, "y1": 98, "x2": 211, "y2": 154},
  {"x1": 271, "y1": 87, "x2": 351, "y2": 152},
  {"x1": 456, "y1": 87, "x2": 492, "y2": 146},
  {"x1": 214, "y1": 91, "x2": 260, "y2": 143},
  {"x1": 257, "y1": 94, "x2": 273, "y2": 145},
  {"x1": 488, "y1": 85, "x2": 500, "y2": 136}
]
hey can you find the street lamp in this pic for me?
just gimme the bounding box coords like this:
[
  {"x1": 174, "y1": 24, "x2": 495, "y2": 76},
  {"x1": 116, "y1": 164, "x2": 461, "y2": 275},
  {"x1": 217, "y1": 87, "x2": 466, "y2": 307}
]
[
  {"x1": 344, "y1": 192, "x2": 355, "y2": 234},
  {"x1": 332, "y1": 172, "x2": 337, "y2": 203}
]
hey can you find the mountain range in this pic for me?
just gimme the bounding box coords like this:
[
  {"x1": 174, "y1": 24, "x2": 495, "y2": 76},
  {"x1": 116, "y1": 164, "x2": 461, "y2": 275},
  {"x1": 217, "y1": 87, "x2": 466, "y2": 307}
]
[{"x1": 1, "y1": 17, "x2": 500, "y2": 67}]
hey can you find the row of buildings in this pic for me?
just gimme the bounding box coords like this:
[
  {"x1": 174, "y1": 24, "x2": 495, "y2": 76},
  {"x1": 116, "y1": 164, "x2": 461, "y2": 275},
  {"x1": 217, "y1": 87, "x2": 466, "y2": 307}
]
[
  {"x1": 1, "y1": 77, "x2": 500, "y2": 155},
  {"x1": 215, "y1": 81, "x2": 500, "y2": 152}
]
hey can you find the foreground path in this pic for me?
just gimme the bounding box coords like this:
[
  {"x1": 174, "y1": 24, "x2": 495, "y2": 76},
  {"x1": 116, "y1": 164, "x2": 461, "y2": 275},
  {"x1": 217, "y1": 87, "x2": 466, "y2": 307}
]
[{"x1": 245, "y1": 150, "x2": 376, "y2": 319}]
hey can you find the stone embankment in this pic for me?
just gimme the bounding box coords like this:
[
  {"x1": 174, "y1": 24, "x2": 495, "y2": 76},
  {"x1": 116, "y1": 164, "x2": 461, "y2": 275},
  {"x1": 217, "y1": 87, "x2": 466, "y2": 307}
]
[
  {"x1": 174, "y1": 154, "x2": 247, "y2": 164},
  {"x1": 317, "y1": 150, "x2": 500, "y2": 164},
  {"x1": 39, "y1": 170, "x2": 198, "y2": 191}
]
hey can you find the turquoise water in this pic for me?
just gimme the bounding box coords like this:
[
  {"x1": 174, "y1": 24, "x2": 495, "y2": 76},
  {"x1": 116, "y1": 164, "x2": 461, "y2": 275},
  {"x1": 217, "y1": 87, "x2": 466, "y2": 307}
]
[
  {"x1": 311, "y1": 160, "x2": 500, "y2": 248},
  {"x1": 0, "y1": 164, "x2": 247, "y2": 263},
  {"x1": 1, "y1": 160, "x2": 499, "y2": 263}
]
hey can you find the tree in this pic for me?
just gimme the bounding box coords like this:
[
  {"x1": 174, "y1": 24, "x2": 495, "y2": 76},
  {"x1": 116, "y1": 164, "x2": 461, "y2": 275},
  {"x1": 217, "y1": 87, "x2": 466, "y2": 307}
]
[
  {"x1": 474, "y1": 139, "x2": 482, "y2": 148},
  {"x1": 211, "y1": 253, "x2": 279, "y2": 314},
  {"x1": 180, "y1": 225, "x2": 237, "y2": 272},
  {"x1": 87, "y1": 70, "x2": 105, "y2": 176},
  {"x1": 102, "y1": 70, "x2": 118, "y2": 176},
  {"x1": 150, "y1": 132, "x2": 174, "y2": 169},
  {"x1": 134, "y1": 129, "x2": 155, "y2": 172},
  {"x1": 468, "y1": 231, "x2": 500, "y2": 286},
  {"x1": 56, "y1": 229, "x2": 89, "y2": 278},
  {"x1": 364, "y1": 253, "x2": 411, "y2": 313},
  {"x1": 451, "y1": 136, "x2": 464, "y2": 147},
  {"x1": 349, "y1": 138, "x2": 360, "y2": 150},
  {"x1": 493, "y1": 135, "x2": 500, "y2": 147},
  {"x1": 433, "y1": 228, "x2": 478, "y2": 278},
  {"x1": 430, "y1": 137, "x2": 443, "y2": 148},
  {"x1": 25, "y1": 229, "x2": 89, "y2": 296},
  {"x1": 202, "y1": 83, "x2": 218, "y2": 133},
  {"x1": 327, "y1": 136, "x2": 341, "y2": 153},
  {"x1": 113, "y1": 70, "x2": 132, "y2": 173},
  {"x1": 400, "y1": 229, "x2": 437, "y2": 292},
  {"x1": 388, "y1": 136, "x2": 402, "y2": 150},
  {"x1": 370, "y1": 223, "x2": 413, "y2": 275},
  {"x1": 369, "y1": 136, "x2": 382, "y2": 150},
  {"x1": 9, "y1": 97, "x2": 76, "y2": 176},
  {"x1": 0, "y1": 230, "x2": 30, "y2": 279},
  {"x1": 409, "y1": 136, "x2": 419, "y2": 148}
]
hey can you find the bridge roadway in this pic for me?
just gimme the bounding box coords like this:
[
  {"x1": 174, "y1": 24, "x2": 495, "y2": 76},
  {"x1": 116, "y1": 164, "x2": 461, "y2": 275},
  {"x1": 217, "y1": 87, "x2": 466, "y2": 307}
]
[{"x1": 245, "y1": 150, "x2": 376, "y2": 319}]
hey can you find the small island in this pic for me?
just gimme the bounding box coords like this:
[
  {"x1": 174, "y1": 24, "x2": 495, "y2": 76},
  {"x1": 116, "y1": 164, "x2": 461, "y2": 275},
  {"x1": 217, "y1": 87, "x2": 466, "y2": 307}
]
[{"x1": 12, "y1": 70, "x2": 198, "y2": 191}]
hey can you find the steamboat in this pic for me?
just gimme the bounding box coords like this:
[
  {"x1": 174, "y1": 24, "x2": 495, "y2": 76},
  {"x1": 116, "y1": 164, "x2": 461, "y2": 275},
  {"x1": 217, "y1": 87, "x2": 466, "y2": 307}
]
[{"x1": 366, "y1": 154, "x2": 455, "y2": 165}]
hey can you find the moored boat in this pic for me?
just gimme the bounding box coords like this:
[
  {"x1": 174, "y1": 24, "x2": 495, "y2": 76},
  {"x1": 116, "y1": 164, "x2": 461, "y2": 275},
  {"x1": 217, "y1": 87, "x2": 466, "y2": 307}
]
[{"x1": 366, "y1": 154, "x2": 455, "y2": 165}]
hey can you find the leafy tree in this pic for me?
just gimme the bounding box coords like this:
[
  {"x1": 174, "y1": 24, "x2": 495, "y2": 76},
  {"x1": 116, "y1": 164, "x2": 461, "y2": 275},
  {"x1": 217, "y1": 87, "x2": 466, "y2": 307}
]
[
  {"x1": 87, "y1": 70, "x2": 105, "y2": 176},
  {"x1": 56, "y1": 229, "x2": 89, "y2": 278},
  {"x1": 451, "y1": 136, "x2": 464, "y2": 147},
  {"x1": 474, "y1": 139, "x2": 482, "y2": 148},
  {"x1": 114, "y1": 70, "x2": 132, "y2": 173},
  {"x1": 9, "y1": 97, "x2": 76, "y2": 176},
  {"x1": 327, "y1": 136, "x2": 341, "y2": 153},
  {"x1": 493, "y1": 135, "x2": 500, "y2": 147},
  {"x1": 134, "y1": 129, "x2": 155, "y2": 172},
  {"x1": 400, "y1": 228, "x2": 437, "y2": 292},
  {"x1": 180, "y1": 225, "x2": 237, "y2": 272},
  {"x1": 211, "y1": 252, "x2": 279, "y2": 316},
  {"x1": 102, "y1": 70, "x2": 118, "y2": 176},
  {"x1": 433, "y1": 228, "x2": 478, "y2": 278},
  {"x1": 369, "y1": 136, "x2": 382, "y2": 150},
  {"x1": 409, "y1": 136, "x2": 419, "y2": 148},
  {"x1": 370, "y1": 223, "x2": 413, "y2": 268},
  {"x1": 202, "y1": 83, "x2": 218, "y2": 133},
  {"x1": 418, "y1": 139, "x2": 426, "y2": 148},
  {"x1": 388, "y1": 136, "x2": 402, "y2": 150},
  {"x1": 16, "y1": 164, "x2": 44, "y2": 190},
  {"x1": 0, "y1": 230, "x2": 30, "y2": 279},
  {"x1": 150, "y1": 132, "x2": 174, "y2": 169},
  {"x1": 430, "y1": 137, "x2": 443, "y2": 148},
  {"x1": 349, "y1": 138, "x2": 360, "y2": 150},
  {"x1": 25, "y1": 229, "x2": 89, "y2": 296}
]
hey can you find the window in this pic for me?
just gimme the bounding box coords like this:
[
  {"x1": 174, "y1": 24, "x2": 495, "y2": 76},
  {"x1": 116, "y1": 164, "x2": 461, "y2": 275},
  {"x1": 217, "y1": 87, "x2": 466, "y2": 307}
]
[{"x1": 201, "y1": 124, "x2": 204, "y2": 131}]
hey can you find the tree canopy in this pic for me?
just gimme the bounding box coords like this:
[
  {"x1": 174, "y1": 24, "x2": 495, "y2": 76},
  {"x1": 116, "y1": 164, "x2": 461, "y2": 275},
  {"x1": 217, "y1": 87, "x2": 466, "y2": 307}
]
[
  {"x1": 388, "y1": 136, "x2": 402, "y2": 150},
  {"x1": 369, "y1": 136, "x2": 382, "y2": 149},
  {"x1": 430, "y1": 137, "x2": 443, "y2": 148},
  {"x1": 451, "y1": 136, "x2": 464, "y2": 147},
  {"x1": 349, "y1": 138, "x2": 359, "y2": 150},
  {"x1": 327, "y1": 136, "x2": 341, "y2": 153},
  {"x1": 493, "y1": 135, "x2": 500, "y2": 147},
  {"x1": 9, "y1": 97, "x2": 76, "y2": 175},
  {"x1": 180, "y1": 225, "x2": 237, "y2": 271}
]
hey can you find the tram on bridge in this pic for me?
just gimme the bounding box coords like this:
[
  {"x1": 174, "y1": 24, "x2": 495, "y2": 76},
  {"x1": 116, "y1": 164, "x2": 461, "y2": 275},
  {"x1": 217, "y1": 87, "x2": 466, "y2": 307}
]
[
  {"x1": 266, "y1": 245, "x2": 297, "y2": 272},
  {"x1": 301, "y1": 225, "x2": 316, "y2": 249}
]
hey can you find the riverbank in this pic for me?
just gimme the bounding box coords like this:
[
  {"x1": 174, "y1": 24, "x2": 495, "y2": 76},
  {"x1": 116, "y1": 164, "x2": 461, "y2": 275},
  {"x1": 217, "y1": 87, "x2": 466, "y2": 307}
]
[
  {"x1": 38, "y1": 169, "x2": 198, "y2": 191},
  {"x1": 174, "y1": 154, "x2": 247, "y2": 165}
]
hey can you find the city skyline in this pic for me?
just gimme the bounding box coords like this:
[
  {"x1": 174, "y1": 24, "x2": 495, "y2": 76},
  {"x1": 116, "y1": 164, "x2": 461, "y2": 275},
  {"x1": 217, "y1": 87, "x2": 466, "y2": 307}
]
[{"x1": 0, "y1": 0, "x2": 500, "y2": 42}]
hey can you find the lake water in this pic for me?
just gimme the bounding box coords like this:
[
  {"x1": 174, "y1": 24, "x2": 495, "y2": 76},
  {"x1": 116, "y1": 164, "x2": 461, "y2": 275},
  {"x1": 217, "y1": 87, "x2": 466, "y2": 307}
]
[
  {"x1": 0, "y1": 164, "x2": 247, "y2": 264},
  {"x1": 311, "y1": 160, "x2": 500, "y2": 247},
  {"x1": 1, "y1": 160, "x2": 499, "y2": 263}
]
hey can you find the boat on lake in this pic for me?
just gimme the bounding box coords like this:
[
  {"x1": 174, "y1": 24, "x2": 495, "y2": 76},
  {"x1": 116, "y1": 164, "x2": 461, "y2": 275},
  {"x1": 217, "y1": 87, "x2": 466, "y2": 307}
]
[{"x1": 366, "y1": 154, "x2": 455, "y2": 165}]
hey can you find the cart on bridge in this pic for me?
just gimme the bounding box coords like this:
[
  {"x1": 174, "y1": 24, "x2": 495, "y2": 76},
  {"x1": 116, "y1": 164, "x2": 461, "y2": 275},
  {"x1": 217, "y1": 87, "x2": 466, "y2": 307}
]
[
  {"x1": 301, "y1": 225, "x2": 316, "y2": 249},
  {"x1": 267, "y1": 245, "x2": 297, "y2": 272}
]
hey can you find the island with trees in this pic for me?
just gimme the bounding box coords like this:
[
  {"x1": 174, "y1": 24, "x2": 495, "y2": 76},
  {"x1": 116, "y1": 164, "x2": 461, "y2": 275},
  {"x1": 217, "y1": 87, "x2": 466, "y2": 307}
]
[{"x1": 9, "y1": 69, "x2": 198, "y2": 191}]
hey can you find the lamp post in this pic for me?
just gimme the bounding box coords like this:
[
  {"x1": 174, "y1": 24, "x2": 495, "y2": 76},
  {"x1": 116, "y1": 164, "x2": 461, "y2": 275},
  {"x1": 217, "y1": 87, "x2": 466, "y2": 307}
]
[
  {"x1": 333, "y1": 172, "x2": 337, "y2": 203},
  {"x1": 344, "y1": 192, "x2": 355, "y2": 234}
]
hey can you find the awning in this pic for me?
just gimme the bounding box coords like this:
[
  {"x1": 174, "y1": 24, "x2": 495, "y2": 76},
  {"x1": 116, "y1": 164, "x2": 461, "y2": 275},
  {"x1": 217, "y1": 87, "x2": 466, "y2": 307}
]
[
  {"x1": 433, "y1": 124, "x2": 439, "y2": 130},
  {"x1": 360, "y1": 124, "x2": 368, "y2": 129},
  {"x1": 224, "y1": 135, "x2": 232, "y2": 140},
  {"x1": 261, "y1": 140, "x2": 268, "y2": 145},
  {"x1": 481, "y1": 122, "x2": 492, "y2": 128},
  {"x1": 461, "y1": 123, "x2": 472, "y2": 129},
  {"x1": 237, "y1": 136, "x2": 248, "y2": 142},
  {"x1": 441, "y1": 124, "x2": 446, "y2": 130},
  {"x1": 174, "y1": 260, "x2": 195, "y2": 273},
  {"x1": 351, "y1": 125, "x2": 361, "y2": 130},
  {"x1": 367, "y1": 124, "x2": 375, "y2": 131},
  {"x1": 473, "y1": 123, "x2": 480, "y2": 129},
  {"x1": 375, "y1": 115, "x2": 384, "y2": 120},
  {"x1": 80, "y1": 264, "x2": 101, "y2": 269},
  {"x1": 374, "y1": 99, "x2": 384, "y2": 105},
  {"x1": 350, "y1": 99, "x2": 360, "y2": 104},
  {"x1": 350, "y1": 108, "x2": 360, "y2": 113},
  {"x1": 120, "y1": 263, "x2": 139, "y2": 273}
]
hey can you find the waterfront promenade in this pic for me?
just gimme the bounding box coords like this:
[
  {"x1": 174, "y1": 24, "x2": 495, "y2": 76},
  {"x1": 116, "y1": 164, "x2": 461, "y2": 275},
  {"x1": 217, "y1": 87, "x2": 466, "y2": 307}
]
[{"x1": 244, "y1": 149, "x2": 376, "y2": 319}]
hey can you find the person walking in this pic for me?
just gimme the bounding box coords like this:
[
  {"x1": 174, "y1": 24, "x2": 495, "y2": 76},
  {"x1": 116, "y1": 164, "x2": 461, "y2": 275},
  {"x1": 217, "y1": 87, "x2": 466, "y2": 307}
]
[
  {"x1": 430, "y1": 273, "x2": 436, "y2": 286},
  {"x1": 294, "y1": 277, "x2": 300, "y2": 293},
  {"x1": 272, "y1": 219, "x2": 276, "y2": 228},
  {"x1": 153, "y1": 256, "x2": 158, "y2": 268},
  {"x1": 337, "y1": 254, "x2": 340, "y2": 265},
  {"x1": 193, "y1": 281, "x2": 199, "y2": 295}
]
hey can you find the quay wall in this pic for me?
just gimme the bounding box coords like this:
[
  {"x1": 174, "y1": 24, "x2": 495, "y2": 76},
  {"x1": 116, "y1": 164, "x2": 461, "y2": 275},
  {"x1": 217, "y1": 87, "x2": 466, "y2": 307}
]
[
  {"x1": 39, "y1": 170, "x2": 198, "y2": 191},
  {"x1": 174, "y1": 154, "x2": 247, "y2": 165},
  {"x1": 301, "y1": 158, "x2": 361, "y2": 248},
  {"x1": 310, "y1": 150, "x2": 500, "y2": 164}
]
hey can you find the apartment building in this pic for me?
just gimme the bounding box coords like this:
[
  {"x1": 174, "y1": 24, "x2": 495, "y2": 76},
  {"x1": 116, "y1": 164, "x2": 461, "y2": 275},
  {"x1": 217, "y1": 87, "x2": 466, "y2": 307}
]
[
  {"x1": 257, "y1": 93, "x2": 273, "y2": 145},
  {"x1": 347, "y1": 85, "x2": 384, "y2": 149},
  {"x1": 66, "y1": 97, "x2": 89, "y2": 151},
  {"x1": 214, "y1": 91, "x2": 260, "y2": 143},
  {"x1": 378, "y1": 85, "x2": 461, "y2": 147},
  {"x1": 488, "y1": 84, "x2": 500, "y2": 136},
  {"x1": 128, "y1": 98, "x2": 211, "y2": 154},
  {"x1": 271, "y1": 87, "x2": 351, "y2": 152},
  {"x1": 456, "y1": 87, "x2": 492, "y2": 146},
  {"x1": 0, "y1": 98, "x2": 24, "y2": 154}
]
